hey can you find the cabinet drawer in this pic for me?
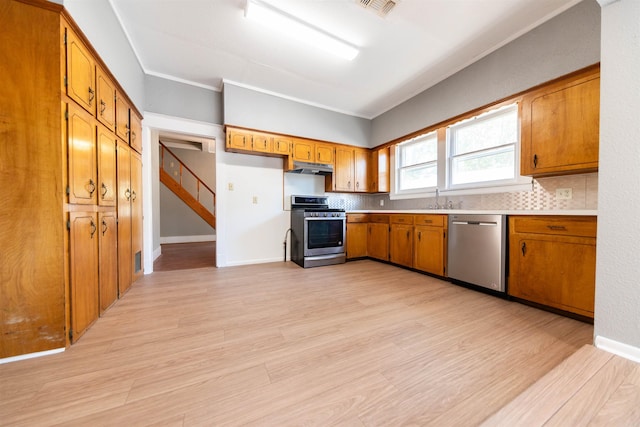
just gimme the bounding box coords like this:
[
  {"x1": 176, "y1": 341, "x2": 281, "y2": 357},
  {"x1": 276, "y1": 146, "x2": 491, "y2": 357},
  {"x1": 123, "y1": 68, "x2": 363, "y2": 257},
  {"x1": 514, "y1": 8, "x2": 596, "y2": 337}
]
[
  {"x1": 510, "y1": 216, "x2": 596, "y2": 238},
  {"x1": 347, "y1": 213, "x2": 369, "y2": 223},
  {"x1": 369, "y1": 214, "x2": 389, "y2": 224},
  {"x1": 390, "y1": 214, "x2": 414, "y2": 225},
  {"x1": 414, "y1": 214, "x2": 444, "y2": 227}
]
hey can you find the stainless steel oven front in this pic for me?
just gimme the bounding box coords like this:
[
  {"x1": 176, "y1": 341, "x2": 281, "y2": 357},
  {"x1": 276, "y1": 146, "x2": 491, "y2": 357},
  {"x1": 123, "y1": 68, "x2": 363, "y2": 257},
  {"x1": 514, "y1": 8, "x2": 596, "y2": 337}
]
[{"x1": 303, "y1": 213, "x2": 345, "y2": 257}]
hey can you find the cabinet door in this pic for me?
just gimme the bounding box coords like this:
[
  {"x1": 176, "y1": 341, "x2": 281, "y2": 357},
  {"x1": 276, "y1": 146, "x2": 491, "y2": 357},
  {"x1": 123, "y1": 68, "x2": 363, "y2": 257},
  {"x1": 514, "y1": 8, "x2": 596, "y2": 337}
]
[
  {"x1": 69, "y1": 212, "x2": 99, "y2": 342},
  {"x1": 414, "y1": 225, "x2": 445, "y2": 276},
  {"x1": 370, "y1": 146, "x2": 390, "y2": 193},
  {"x1": 509, "y1": 233, "x2": 596, "y2": 317},
  {"x1": 346, "y1": 223, "x2": 367, "y2": 259},
  {"x1": 367, "y1": 223, "x2": 389, "y2": 261},
  {"x1": 96, "y1": 65, "x2": 115, "y2": 131},
  {"x1": 390, "y1": 224, "x2": 413, "y2": 268},
  {"x1": 226, "y1": 129, "x2": 251, "y2": 150},
  {"x1": 273, "y1": 136, "x2": 292, "y2": 155},
  {"x1": 131, "y1": 151, "x2": 143, "y2": 283},
  {"x1": 316, "y1": 143, "x2": 334, "y2": 164},
  {"x1": 252, "y1": 133, "x2": 272, "y2": 153},
  {"x1": 98, "y1": 211, "x2": 118, "y2": 314},
  {"x1": 65, "y1": 27, "x2": 96, "y2": 114},
  {"x1": 334, "y1": 146, "x2": 354, "y2": 192},
  {"x1": 67, "y1": 103, "x2": 97, "y2": 205},
  {"x1": 354, "y1": 148, "x2": 369, "y2": 192},
  {"x1": 129, "y1": 113, "x2": 142, "y2": 154},
  {"x1": 521, "y1": 74, "x2": 599, "y2": 176},
  {"x1": 97, "y1": 125, "x2": 116, "y2": 206},
  {"x1": 117, "y1": 141, "x2": 132, "y2": 296},
  {"x1": 115, "y1": 91, "x2": 130, "y2": 142},
  {"x1": 292, "y1": 140, "x2": 314, "y2": 161}
]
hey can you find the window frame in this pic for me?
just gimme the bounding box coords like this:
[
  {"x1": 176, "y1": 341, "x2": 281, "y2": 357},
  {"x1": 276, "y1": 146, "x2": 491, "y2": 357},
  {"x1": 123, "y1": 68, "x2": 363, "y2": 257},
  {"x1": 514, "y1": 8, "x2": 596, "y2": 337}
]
[{"x1": 393, "y1": 130, "x2": 439, "y2": 196}]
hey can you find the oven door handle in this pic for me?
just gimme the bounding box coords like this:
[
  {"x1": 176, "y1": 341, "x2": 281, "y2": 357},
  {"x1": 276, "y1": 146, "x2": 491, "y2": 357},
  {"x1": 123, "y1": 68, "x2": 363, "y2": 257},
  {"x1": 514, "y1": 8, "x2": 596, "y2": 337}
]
[{"x1": 304, "y1": 217, "x2": 345, "y2": 221}]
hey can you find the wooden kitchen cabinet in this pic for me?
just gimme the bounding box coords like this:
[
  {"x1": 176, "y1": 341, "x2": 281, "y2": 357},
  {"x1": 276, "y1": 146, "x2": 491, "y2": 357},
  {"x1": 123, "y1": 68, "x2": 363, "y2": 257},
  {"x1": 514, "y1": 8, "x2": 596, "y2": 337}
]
[
  {"x1": 292, "y1": 139, "x2": 314, "y2": 162},
  {"x1": 367, "y1": 215, "x2": 389, "y2": 261},
  {"x1": 251, "y1": 132, "x2": 272, "y2": 154},
  {"x1": 346, "y1": 214, "x2": 368, "y2": 259},
  {"x1": 65, "y1": 25, "x2": 96, "y2": 115},
  {"x1": 226, "y1": 128, "x2": 251, "y2": 151},
  {"x1": 117, "y1": 141, "x2": 133, "y2": 296},
  {"x1": 273, "y1": 136, "x2": 292, "y2": 155},
  {"x1": 129, "y1": 113, "x2": 142, "y2": 154},
  {"x1": 521, "y1": 66, "x2": 600, "y2": 177},
  {"x1": 98, "y1": 211, "x2": 118, "y2": 314},
  {"x1": 131, "y1": 150, "x2": 144, "y2": 282},
  {"x1": 96, "y1": 65, "x2": 116, "y2": 132},
  {"x1": 315, "y1": 142, "x2": 335, "y2": 164},
  {"x1": 115, "y1": 90, "x2": 131, "y2": 143},
  {"x1": 370, "y1": 146, "x2": 390, "y2": 193},
  {"x1": 354, "y1": 147, "x2": 369, "y2": 192},
  {"x1": 334, "y1": 146, "x2": 355, "y2": 192},
  {"x1": 97, "y1": 124, "x2": 117, "y2": 206},
  {"x1": 508, "y1": 216, "x2": 597, "y2": 318},
  {"x1": 67, "y1": 102, "x2": 97, "y2": 205},
  {"x1": 69, "y1": 211, "x2": 99, "y2": 342},
  {"x1": 414, "y1": 214, "x2": 447, "y2": 276},
  {"x1": 390, "y1": 215, "x2": 414, "y2": 268}
]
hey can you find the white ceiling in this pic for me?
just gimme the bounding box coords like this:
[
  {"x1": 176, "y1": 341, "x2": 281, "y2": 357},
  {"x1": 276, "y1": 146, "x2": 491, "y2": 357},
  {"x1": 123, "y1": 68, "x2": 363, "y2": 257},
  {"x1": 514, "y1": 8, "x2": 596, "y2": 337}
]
[{"x1": 110, "y1": 0, "x2": 582, "y2": 119}]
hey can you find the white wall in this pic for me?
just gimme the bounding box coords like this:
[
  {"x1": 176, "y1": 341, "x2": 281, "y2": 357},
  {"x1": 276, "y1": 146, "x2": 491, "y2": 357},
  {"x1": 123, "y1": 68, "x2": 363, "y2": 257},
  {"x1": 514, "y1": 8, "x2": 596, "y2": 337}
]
[{"x1": 594, "y1": 0, "x2": 640, "y2": 360}]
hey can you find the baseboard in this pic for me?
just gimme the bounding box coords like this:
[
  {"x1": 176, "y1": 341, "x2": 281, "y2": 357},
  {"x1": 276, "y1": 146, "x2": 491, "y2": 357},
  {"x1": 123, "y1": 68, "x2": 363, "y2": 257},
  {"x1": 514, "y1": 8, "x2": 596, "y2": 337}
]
[
  {"x1": 595, "y1": 335, "x2": 640, "y2": 363},
  {"x1": 226, "y1": 257, "x2": 286, "y2": 267},
  {"x1": 0, "y1": 347, "x2": 65, "y2": 365},
  {"x1": 160, "y1": 235, "x2": 216, "y2": 244},
  {"x1": 153, "y1": 246, "x2": 162, "y2": 261}
]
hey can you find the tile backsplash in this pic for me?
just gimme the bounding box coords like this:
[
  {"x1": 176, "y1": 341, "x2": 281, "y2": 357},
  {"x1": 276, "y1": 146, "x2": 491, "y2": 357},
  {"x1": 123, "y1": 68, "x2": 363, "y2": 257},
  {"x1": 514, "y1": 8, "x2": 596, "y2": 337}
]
[{"x1": 329, "y1": 173, "x2": 598, "y2": 212}]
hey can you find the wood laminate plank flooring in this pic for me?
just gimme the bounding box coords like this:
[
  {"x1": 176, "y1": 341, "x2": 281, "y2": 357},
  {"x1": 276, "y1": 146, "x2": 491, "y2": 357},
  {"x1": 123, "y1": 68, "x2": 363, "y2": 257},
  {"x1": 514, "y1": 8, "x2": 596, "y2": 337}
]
[
  {"x1": 1, "y1": 260, "x2": 634, "y2": 426},
  {"x1": 153, "y1": 242, "x2": 215, "y2": 271}
]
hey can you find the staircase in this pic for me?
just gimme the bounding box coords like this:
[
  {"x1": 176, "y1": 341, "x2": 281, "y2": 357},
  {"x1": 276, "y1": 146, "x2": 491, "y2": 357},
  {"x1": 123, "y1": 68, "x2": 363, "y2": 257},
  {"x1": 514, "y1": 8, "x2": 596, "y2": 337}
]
[{"x1": 159, "y1": 142, "x2": 216, "y2": 229}]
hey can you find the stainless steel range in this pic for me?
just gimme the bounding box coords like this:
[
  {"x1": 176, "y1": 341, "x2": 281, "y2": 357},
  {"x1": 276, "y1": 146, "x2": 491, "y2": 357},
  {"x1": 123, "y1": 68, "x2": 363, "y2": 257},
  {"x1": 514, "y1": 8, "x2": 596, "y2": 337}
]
[{"x1": 290, "y1": 195, "x2": 346, "y2": 268}]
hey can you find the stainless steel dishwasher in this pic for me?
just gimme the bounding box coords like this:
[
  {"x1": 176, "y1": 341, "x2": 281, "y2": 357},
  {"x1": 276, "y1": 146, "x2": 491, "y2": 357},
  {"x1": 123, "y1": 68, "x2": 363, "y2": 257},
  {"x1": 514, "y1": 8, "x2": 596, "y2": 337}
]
[{"x1": 447, "y1": 214, "x2": 507, "y2": 293}]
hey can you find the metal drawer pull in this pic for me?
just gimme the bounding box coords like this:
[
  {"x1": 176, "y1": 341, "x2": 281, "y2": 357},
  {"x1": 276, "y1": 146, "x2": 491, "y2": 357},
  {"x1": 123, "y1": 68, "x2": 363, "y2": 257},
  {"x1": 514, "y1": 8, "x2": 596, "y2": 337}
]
[{"x1": 547, "y1": 225, "x2": 567, "y2": 231}]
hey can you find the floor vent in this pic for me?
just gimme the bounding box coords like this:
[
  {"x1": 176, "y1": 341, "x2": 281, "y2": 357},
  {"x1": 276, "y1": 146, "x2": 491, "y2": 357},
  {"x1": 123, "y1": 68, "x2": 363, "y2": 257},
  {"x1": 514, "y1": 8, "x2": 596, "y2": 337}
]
[{"x1": 357, "y1": 0, "x2": 397, "y2": 17}]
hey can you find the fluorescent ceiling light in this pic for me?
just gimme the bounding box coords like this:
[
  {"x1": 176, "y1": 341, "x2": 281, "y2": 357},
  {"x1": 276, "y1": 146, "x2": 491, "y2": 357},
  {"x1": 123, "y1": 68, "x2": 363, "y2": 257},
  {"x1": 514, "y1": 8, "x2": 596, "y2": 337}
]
[{"x1": 245, "y1": 0, "x2": 359, "y2": 61}]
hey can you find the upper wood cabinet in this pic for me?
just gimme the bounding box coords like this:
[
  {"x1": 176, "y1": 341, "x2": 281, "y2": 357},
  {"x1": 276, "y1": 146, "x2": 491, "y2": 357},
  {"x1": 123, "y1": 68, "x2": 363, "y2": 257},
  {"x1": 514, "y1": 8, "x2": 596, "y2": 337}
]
[
  {"x1": 292, "y1": 139, "x2": 314, "y2": 162},
  {"x1": 64, "y1": 25, "x2": 96, "y2": 115},
  {"x1": 370, "y1": 146, "x2": 390, "y2": 193},
  {"x1": 97, "y1": 124, "x2": 117, "y2": 206},
  {"x1": 316, "y1": 142, "x2": 335, "y2": 164},
  {"x1": 252, "y1": 132, "x2": 272, "y2": 153},
  {"x1": 227, "y1": 128, "x2": 252, "y2": 151},
  {"x1": 129, "y1": 113, "x2": 142, "y2": 154},
  {"x1": 334, "y1": 146, "x2": 355, "y2": 191},
  {"x1": 273, "y1": 136, "x2": 292, "y2": 155},
  {"x1": 67, "y1": 102, "x2": 97, "y2": 205},
  {"x1": 96, "y1": 65, "x2": 116, "y2": 131},
  {"x1": 115, "y1": 91, "x2": 130, "y2": 142},
  {"x1": 521, "y1": 67, "x2": 600, "y2": 177},
  {"x1": 508, "y1": 216, "x2": 597, "y2": 318},
  {"x1": 354, "y1": 147, "x2": 369, "y2": 192}
]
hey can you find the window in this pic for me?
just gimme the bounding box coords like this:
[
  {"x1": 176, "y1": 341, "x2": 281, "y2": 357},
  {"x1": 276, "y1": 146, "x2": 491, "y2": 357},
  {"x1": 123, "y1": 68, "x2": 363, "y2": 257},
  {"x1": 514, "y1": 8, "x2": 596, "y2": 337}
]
[
  {"x1": 396, "y1": 131, "x2": 437, "y2": 193},
  {"x1": 448, "y1": 103, "x2": 518, "y2": 188},
  {"x1": 390, "y1": 102, "x2": 530, "y2": 200}
]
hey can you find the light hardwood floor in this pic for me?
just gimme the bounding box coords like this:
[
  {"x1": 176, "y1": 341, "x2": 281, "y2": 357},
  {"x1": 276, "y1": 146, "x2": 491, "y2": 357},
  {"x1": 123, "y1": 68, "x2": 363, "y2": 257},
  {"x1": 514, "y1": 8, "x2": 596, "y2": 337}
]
[{"x1": 1, "y1": 259, "x2": 630, "y2": 426}]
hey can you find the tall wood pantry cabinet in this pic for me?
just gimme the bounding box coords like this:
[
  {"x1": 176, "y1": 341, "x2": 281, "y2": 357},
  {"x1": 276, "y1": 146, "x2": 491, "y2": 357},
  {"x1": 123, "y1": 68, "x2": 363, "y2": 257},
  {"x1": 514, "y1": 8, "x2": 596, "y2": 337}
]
[{"x1": 0, "y1": 0, "x2": 143, "y2": 358}]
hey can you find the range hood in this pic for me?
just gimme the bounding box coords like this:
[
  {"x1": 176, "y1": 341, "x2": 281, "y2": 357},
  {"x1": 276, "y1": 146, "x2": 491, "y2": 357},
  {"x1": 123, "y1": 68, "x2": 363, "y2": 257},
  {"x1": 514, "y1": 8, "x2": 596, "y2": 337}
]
[{"x1": 287, "y1": 160, "x2": 333, "y2": 175}]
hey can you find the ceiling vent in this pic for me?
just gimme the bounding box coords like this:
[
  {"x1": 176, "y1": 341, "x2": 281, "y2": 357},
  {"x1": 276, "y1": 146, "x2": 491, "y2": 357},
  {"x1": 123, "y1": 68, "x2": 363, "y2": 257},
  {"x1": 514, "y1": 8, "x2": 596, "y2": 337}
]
[{"x1": 357, "y1": 0, "x2": 397, "y2": 17}]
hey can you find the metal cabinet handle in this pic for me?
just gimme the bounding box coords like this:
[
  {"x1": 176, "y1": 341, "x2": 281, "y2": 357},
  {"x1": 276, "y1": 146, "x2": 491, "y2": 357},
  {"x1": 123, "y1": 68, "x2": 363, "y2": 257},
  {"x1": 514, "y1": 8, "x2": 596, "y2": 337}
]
[
  {"x1": 547, "y1": 225, "x2": 567, "y2": 231},
  {"x1": 533, "y1": 154, "x2": 538, "y2": 168},
  {"x1": 88, "y1": 87, "x2": 95, "y2": 105},
  {"x1": 102, "y1": 219, "x2": 108, "y2": 235},
  {"x1": 100, "y1": 100, "x2": 106, "y2": 116},
  {"x1": 131, "y1": 131, "x2": 136, "y2": 142},
  {"x1": 131, "y1": 190, "x2": 137, "y2": 202},
  {"x1": 90, "y1": 219, "x2": 97, "y2": 239},
  {"x1": 125, "y1": 188, "x2": 131, "y2": 201},
  {"x1": 406, "y1": 231, "x2": 410, "y2": 239},
  {"x1": 521, "y1": 242, "x2": 526, "y2": 256},
  {"x1": 101, "y1": 182, "x2": 108, "y2": 198},
  {"x1": 418, "y1": 231, "x2": 422, "y2": 241},
  {"x1": 88, "y1": 179, "x2": 96, "y2": 196}
]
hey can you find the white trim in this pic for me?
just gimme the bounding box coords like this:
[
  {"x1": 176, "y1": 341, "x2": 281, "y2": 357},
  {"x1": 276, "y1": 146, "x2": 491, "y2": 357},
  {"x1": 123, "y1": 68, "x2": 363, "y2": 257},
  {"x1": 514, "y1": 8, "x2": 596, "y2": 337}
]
[
  {"x1": 595, "y1": 335, "x2": 640, "y2": 363},
  {"x1": 0, "y1": 347, "x2": 65, "y2": 365},
  {"x1": 160, "y1": 235, "x2": 216, "y2": 244},
  {"x1": 226, "y1": 257, "x2": 285, "y2": 267},
  {"x1": 146, "y1": 70, "x2": 221, "y2": 92},
  {"x1": 596, "y1": 0, "x2": 620, "y2": 7},
  {"x1": 153, "y1": 246, "x2": 162, "y2": 261},
  {"x1": 222, "y1": 79, "x2": 370, "y2": 119}
]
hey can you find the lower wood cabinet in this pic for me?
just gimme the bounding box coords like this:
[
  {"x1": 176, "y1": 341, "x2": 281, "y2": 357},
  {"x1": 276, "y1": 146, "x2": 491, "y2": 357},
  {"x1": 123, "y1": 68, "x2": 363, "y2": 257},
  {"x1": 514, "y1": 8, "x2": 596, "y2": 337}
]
[
  {"x1": 69, "y1": 211, "x2": 99, "y2": 342},
  {"x1": 346, "y1": 214, "x2": 368, "y2": 259},
  {"x1": 367, "y1": 215, "x2": 389, "y2": 261},
  {"x1": 414, "y1": 214, "x2": 447, "y2": 276},
  {"x1": 98, "y1": 211, "x2": 118, "y2": 314},
  {"x1": 390, "y1": 215, "x2": 414, "y2": 268},
  {"x1": 508, "y1": 216, "x2": 597, "y2": 318}
]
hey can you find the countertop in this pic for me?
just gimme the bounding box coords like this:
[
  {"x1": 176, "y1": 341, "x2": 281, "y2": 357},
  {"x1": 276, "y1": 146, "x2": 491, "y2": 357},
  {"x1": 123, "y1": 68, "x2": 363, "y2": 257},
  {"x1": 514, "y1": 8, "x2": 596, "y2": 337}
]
[{"x1": 347, "y1": 209, "x2": 597, "y2": 216}]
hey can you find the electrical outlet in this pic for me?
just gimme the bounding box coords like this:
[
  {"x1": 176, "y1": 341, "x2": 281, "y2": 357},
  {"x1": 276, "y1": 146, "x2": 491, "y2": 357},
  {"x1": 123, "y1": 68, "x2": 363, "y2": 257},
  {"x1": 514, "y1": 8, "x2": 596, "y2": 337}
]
[
  {"x1": 556, "y1": 188, "x2": 573, "y2": 200},
  {"x1": 253, "y1": 196, "x2": 258, "y2": 204},
  {"x1": 228, "y1": 183, "x2": 234, "y2": 191},
  {"x1": 380, "y1": 199, "x2": 384, "y2": 207}
]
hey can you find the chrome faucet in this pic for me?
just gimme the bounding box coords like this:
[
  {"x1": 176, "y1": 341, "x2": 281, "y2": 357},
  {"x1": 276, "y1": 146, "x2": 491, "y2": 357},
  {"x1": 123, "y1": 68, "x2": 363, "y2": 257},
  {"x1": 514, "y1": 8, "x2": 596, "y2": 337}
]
[{"x1": 435, "y1": 188, "x2": 440, "y2": 210}]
